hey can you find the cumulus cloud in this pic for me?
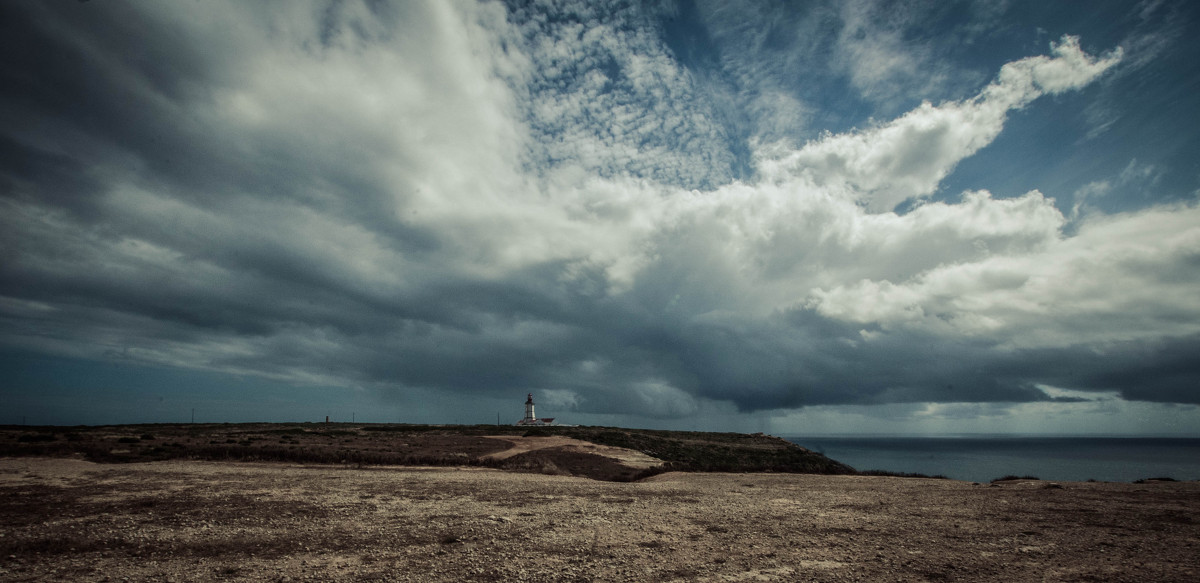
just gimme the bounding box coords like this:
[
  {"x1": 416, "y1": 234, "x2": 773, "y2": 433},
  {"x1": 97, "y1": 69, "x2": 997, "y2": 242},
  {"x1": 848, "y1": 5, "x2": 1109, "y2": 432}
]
[
  {"x1": 757, "y1": 35, "x2": 1122, "y2": 211},
  {"x1": 807, "y1": 202, "x2": 1200, "y2": 348},
  {"x1": 1, "y1": 0, "x2": 1197, "y2": 426}
]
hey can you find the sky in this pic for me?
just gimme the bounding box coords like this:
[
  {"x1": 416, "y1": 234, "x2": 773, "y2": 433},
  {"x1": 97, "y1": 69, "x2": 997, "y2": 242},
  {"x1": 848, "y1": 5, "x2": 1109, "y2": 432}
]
[{"x1": 2, "y1": 0, "x2": 1199, "y2": 435}]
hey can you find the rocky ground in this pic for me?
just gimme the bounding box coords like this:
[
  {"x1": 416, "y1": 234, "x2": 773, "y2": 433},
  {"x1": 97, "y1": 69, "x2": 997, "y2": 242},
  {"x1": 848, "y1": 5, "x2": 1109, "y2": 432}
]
[{"x1": 2, "y1": 457, "x2": 1197, "y2": 582}]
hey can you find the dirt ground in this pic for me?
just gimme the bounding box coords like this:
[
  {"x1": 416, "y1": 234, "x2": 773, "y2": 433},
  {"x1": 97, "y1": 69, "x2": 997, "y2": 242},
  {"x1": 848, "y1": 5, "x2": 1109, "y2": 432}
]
[{"x1": 1, "y1": 458, "x2": 1198, "y2": 582}]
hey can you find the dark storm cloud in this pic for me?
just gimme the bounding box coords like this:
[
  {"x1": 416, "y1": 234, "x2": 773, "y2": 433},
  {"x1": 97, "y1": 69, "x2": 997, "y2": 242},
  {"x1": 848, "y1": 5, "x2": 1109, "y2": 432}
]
[
  {"x1": 1027, "y1": 335, "x2": 1200, "y2": 405},
  {"x1": 0, "y1": 3, "x2": 227, "y2": 189},
  {"x1": 2, "y1": 1, "x2": 1198, "y2": 426},
  {"x1": 0, "y1": 2, "x2": 442, "y2": 250}
]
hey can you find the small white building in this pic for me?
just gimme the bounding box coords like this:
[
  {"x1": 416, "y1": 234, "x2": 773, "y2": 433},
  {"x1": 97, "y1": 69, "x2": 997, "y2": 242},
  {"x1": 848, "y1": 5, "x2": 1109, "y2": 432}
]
[{"x1": 515, "y1": 393, "x2": 555, "y2": 426}]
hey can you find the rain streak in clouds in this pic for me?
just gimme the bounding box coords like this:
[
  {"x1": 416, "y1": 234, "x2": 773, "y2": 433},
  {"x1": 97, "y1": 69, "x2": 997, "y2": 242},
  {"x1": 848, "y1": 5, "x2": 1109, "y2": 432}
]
[{"x1": 2, "y1": 0, "x2": 1199, "y2": 430}]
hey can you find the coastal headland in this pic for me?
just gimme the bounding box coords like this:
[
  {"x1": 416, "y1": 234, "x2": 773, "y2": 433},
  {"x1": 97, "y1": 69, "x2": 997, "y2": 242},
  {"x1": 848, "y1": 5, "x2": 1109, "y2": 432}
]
[{"x1": 2, "y1": 424, "x2": 1198, "y2": 581}]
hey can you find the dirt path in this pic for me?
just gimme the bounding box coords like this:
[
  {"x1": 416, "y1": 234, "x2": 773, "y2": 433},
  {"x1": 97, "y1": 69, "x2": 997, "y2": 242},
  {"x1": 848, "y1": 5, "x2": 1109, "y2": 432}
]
[{"x1": 2, "y1": 458, "x2": 1198, "y2": 582}]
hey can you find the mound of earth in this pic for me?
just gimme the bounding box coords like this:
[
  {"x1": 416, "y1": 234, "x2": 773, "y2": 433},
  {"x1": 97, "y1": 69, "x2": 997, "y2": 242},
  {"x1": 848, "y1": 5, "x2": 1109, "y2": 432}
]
[{"x1": 481, "y1": 435, "x2": 665, "y2": 481}]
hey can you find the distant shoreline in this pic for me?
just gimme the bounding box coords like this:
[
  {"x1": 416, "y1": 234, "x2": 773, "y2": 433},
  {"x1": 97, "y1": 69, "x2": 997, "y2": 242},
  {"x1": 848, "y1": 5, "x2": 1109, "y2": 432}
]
[
  {"x1": 787, "y1": 435, "x2": 1200, "y2": 483},
  {"x1": 5, "y1": 423, "x2": 1195, "y2": 484}
]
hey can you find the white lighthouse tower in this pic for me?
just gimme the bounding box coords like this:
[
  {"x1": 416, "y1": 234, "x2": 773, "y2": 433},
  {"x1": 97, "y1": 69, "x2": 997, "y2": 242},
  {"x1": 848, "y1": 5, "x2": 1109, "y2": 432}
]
[
  {"x1": 523, "y1": 393, "x2": 536, "y2": 423},
  {"x1": 516, "y1": 393, "x2": 554, "y2": 426}
]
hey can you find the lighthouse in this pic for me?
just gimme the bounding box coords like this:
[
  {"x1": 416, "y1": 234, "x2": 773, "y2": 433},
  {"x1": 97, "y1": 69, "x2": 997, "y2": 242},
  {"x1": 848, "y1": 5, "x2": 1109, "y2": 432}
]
[
  {"x1": 516, "y1": 393, "x2": 555, "y2": 426},
  {"x1": 524, "y1": 393, "x2": 536, "y2": 423}
]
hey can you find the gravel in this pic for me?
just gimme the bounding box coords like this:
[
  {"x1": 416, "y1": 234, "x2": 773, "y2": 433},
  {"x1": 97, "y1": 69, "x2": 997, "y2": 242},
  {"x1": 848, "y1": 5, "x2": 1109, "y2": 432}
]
[{"x1": 1, "y1": 458, "x2": 1197, "y2": 582}]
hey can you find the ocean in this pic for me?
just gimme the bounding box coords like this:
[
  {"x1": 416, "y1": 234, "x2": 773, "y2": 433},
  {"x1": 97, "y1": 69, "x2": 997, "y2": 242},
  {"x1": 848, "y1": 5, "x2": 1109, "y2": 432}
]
[{"x1": 784, "y1": 436, "x2": 1200, "y2": 483}]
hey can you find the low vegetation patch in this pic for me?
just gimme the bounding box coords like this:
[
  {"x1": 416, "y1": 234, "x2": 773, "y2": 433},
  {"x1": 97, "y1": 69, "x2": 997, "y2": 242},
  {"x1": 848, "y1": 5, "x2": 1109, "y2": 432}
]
[
  {"x1": 991, "y1": 475, "x2": 1040, "y2": 483},
  {"x1": 0, "y1": 422, "x2": 854, "y2": 481},
  {"x1": 16, "y1": 433, "x2": 56, "y2": 443},
  {"x1": 557, "y1": 427, "x2": 856, "y2": 475},
  {"x1": 859, "y1": 470, "x2": 948, "y2": 479}
]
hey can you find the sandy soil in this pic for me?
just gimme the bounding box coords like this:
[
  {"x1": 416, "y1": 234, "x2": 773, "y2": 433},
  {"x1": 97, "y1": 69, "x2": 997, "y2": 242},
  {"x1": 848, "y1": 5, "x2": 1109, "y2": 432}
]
[{"x1": 2, "y1": 457, "x2": 1198, "y2": 582}]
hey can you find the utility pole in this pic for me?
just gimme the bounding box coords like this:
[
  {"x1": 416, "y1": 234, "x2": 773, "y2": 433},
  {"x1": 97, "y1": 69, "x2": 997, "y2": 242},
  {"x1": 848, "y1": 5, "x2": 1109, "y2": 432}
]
[{"x1": 191, "y1": 408, "x2": 195, "y2": 424}]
